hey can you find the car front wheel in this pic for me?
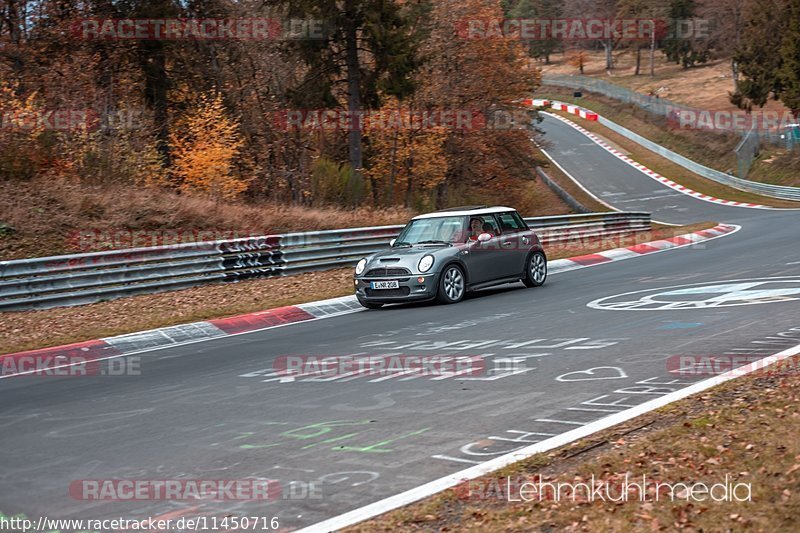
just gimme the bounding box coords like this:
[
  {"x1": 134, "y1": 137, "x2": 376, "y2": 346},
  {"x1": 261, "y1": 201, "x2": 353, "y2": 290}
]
[
  {"x1": 522, "y1": 251, "x2": 547, "y2": 288},
  {"x1": 436, "y1": 265, "x2": 466, "y2": 304}
]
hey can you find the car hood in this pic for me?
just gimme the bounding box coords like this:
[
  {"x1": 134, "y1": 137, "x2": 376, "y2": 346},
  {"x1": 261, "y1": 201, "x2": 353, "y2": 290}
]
[{"x1": 370, "y1": 245, "x2": 456, "y2": 260}]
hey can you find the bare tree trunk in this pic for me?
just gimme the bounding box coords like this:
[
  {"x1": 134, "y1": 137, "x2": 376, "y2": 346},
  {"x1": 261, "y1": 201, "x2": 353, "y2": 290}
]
[
  {"x1": 635, "y1": 46, "x2": 641, "y2": 75},
  {"x1": 604, "y1": 39, "x2": 613, "y2": 70},
  {"x1": 649, "y1": 29, "x2": 656, "y2": 77},
  {"x1": 344, "y1": 0, "x2": 364, "y2": 202},
  {"x1": 388, "y1": 129, "x2": 398, "y2": 205},
  {"x1": 139, "y1": 41, "x2": 170, "y2": 166}
]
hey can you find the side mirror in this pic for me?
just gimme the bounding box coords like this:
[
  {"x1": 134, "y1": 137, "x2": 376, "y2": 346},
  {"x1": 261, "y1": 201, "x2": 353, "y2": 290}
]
[
  {"x1": 389, "y1": 238, "x2": 396, "y2": 247},
  {"x1": 477, "y1": 233, "x2": 492, "y2": 243}
]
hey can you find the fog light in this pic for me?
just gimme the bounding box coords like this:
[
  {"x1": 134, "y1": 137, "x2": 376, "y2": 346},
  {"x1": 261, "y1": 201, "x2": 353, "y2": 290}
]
[
  {"x1": 417, "y1": 277, "x2": 425, "y2": 283},
  {"x1": 354, "y1": 279, "x2": 358, "y2": 286}
]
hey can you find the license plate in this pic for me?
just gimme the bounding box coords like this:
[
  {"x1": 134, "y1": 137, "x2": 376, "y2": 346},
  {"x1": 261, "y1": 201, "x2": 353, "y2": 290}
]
[{"x1": 371, "y1": 280, "x2": 399, "y2": 290}]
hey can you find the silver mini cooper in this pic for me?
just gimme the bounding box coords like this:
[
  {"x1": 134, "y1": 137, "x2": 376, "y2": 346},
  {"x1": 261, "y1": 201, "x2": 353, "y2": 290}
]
[{"x1": 353, "y1": 206, "x2": 547, "y2": 308}]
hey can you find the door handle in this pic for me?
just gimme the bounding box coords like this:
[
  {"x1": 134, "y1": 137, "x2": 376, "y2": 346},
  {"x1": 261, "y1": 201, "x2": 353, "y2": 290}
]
[{"x1": 502, "y1": 241, "x2": 513, "y2": 247}]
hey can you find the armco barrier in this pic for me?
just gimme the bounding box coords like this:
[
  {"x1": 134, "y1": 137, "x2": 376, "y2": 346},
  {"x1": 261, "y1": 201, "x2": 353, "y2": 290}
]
[{"x1": 0, "y1": 212, "x2": 650, "y2": 312}]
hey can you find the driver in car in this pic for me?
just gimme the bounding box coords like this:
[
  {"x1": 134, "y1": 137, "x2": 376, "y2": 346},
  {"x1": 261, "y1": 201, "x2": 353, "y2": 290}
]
[{"x1": 469, "y1": 217, "x2": 483, "y2": 241}]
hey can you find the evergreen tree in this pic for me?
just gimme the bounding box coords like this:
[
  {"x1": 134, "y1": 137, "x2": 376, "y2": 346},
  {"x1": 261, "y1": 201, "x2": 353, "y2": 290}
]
[
  {"x1": 662, "y1": 0, "x2": 709, "y2": 68},
  {"x1": 778, "y1": 0, "x2": 800, "y2": 118},
  {"x1": 732, "y1": 0, "x2": 787, "y2": 110},
  {"x1": 507, "y1": 0, "x2": 562, "y2": 64},
  {"x1": 277, "y1": 0, "x2": 420, "y2": 204}
]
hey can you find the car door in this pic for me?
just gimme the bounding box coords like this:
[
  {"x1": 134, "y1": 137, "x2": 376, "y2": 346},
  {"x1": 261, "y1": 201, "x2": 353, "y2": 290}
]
[
  {"x1": 462, "y1": 215, "x2": 502, "y2": 284},
  {"x1": 493, "y1": 212, "x2": 529, "y2": 277}
]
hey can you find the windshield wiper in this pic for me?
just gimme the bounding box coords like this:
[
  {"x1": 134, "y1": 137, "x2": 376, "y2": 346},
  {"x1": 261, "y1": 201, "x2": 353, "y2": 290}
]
[
  {"x1": 393, "y1": 241, "x2": 412, "y2": 247},
  {"x1": 416, "y1": 240, "x2": 452, "y2": 246}
]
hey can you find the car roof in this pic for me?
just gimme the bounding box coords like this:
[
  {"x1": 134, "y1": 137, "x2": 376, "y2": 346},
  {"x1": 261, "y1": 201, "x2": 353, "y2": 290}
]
[{"x1": 412, "y1": 206, "x2": 516, "y2": 220}]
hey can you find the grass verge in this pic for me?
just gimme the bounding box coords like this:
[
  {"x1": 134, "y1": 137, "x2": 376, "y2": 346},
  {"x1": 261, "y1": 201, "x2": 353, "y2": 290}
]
[
  {"x1": 541, "y1": 99, "x2": 800, "y2": 208},
  {"x1": 346, "y1": 351, "x2": 800, "y2": 532}
]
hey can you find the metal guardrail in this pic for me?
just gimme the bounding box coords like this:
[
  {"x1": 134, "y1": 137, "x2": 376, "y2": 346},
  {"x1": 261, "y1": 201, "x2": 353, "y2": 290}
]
[
  {"x1": 0, "y1": 212, "x2": 650, "y2": 312},
  {"x1": 735, "y1": 127, "x2": 761, "y2": 180}
]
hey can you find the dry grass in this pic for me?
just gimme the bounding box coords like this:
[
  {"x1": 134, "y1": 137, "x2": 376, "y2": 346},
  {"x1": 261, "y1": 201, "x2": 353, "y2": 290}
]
[
  {"x1": 348, "y1": 356, "x2": 800, "y2": 532},
  {"x1": 0, "y1": 222, "x2": 714, "y2": 355},
  {"x1": 0, "y1": 178, "x2": 417, "y2": 260},
  {"x1": 0, "y1": 174, "x2": 576, "y2": 261}
]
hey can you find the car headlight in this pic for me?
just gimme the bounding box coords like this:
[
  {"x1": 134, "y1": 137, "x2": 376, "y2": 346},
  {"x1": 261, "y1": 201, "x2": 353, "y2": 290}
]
[
  {"x1": 355, "y1": 258, "x2": 367, "y2": 275},
  {"x1": 418, "y1": 255, "x2": 434, "y2": 273}
]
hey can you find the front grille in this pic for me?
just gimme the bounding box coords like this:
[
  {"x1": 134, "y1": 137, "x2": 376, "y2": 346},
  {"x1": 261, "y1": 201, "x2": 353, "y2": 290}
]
[
  {"x1": 365, "y1": 267, "x2": 411, "y2": 277},
  {"x1": 365, "y1": 287, "x2": 411, "y2": 297}
]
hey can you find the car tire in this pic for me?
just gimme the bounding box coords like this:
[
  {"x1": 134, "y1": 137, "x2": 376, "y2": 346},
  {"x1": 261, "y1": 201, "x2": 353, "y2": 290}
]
[
  {"x1": 522, "y1": 251, "x2": 547, "y2": 288},
  {"x1": 357, "y1": 297, "x2": 383, "y2": 309},
  {"x1": 436, "y1": 264, "x2": 466, "y2": 304}
]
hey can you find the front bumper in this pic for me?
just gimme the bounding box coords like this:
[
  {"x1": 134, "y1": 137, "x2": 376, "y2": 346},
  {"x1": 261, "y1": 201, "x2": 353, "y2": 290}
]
[{"x1": 354, "y1": 272, "x2": 438, "y2": 303}]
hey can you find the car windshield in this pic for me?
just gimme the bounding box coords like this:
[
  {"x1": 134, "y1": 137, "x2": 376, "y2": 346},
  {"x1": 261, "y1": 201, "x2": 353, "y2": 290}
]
[{"x1": 394, "y1": 216, "x2": 467, "y2": 245}]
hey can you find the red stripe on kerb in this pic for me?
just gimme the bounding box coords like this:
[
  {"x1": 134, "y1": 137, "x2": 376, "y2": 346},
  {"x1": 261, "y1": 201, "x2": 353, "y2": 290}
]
[
  {"x1": 1, "y1": 339, "x2": 121, "y2": 370},
  {"x1": 209, "y1": 306, "x2": 315, "y2": 335},
  {"x1": 627, "y1": 243, "x2": 661, "y2": 254},
  {"x1": 665, "y1": 236, "x2": 692, "y2": 245},
  {"x1": 568, "y1": 254, "x2": 612, "y2": 266},
  {"x1": 1, "y1": 339, "x2": 120, "y2": 360}
]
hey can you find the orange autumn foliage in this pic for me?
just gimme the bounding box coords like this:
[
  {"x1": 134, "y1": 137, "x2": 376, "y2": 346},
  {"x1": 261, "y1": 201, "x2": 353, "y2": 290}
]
[
  {"x1": 169, "y1": 93, "x2": 250, "y2": 199},
  {"x1": 364, "y1": 99, "x2": 449, "y2": 207}
]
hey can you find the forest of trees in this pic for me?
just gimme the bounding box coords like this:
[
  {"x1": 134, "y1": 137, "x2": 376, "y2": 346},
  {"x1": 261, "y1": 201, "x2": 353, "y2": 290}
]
[
  {"x1": 1, "y1": 0, "x2": 798, "y2": 212},
  {"x1": 0, "y1": 0, "x2": 539, "y2": 211}
]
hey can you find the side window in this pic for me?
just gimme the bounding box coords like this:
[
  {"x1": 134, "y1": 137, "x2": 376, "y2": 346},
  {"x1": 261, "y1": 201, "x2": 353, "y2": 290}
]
[
  {"x1": 479, "y1": 216, "x2": 501, "y2": 236},
  {"x1": 511, "y1": 211, "x2": 529, "y2": 230},
  {"x1": 496, "y1": 212, "x2": 524, "y2": 233}
]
